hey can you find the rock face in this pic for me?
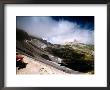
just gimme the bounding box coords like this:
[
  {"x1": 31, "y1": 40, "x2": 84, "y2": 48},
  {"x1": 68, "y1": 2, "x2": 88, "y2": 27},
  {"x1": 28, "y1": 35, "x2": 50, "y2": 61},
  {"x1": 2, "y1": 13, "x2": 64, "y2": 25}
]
[
  {"x1": 16, "y1": 28, "x2": 94, "y2": 74},
  {"x1": 32, "y1": 39, "x2": 47, "y2": 49}
]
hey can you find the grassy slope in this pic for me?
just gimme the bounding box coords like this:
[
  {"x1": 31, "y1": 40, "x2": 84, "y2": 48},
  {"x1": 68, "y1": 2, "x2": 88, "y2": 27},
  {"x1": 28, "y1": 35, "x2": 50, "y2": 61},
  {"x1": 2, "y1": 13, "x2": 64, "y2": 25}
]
[{"x1": 45, "y1": 44, "x2": 94, "y2": 73}]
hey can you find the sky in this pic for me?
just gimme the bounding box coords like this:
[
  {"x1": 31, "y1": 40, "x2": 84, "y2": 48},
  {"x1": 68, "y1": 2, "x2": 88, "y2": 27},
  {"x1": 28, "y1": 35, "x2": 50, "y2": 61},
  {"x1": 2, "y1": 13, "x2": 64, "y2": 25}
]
[{"x1": 16, "y1": 16, "x2": 94, "y2": 44}]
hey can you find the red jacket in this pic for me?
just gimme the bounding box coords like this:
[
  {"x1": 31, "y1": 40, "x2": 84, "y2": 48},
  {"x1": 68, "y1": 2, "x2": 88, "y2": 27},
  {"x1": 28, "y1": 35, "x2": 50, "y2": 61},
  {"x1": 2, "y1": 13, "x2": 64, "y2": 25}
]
[{"x1": 16, "y1": 55, "x2": 24, "y2": 61}]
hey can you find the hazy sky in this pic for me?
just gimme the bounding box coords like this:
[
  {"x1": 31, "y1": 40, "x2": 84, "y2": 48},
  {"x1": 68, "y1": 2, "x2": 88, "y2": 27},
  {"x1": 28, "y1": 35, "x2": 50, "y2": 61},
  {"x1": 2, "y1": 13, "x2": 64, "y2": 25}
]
[{"x1": 16, "y1": 16, "x2": 94, "y2": 44}]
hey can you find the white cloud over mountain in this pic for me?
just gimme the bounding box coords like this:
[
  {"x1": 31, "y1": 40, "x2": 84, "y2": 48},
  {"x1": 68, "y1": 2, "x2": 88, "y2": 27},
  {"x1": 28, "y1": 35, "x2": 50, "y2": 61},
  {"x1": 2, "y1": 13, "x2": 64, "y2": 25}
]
[{"x1": 17, "y1": 16, "x2": 94, "y2": 44}]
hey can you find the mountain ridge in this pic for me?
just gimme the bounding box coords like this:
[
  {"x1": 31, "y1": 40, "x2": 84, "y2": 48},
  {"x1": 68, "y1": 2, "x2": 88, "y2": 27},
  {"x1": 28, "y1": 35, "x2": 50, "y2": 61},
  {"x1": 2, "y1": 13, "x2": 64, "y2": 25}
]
[{"x1": 16, "y1": 28, "x2": 94, "y2": 74}]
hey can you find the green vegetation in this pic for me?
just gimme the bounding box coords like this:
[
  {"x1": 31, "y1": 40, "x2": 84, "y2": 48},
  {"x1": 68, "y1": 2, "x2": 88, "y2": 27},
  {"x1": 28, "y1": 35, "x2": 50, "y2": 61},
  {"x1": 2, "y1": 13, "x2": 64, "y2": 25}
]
[
  {"x1": 46, "y1": 45, "x2": 94, "y2": 73},
  {"x1": 46, "y1": 45, "x2": 93, "y2": 61},
  {"x1": 46, "y1": 46, "x2": 85, "y2": 60},
  {"x1": 72, "y1": 44, "x2": 94, "y2": 50}
]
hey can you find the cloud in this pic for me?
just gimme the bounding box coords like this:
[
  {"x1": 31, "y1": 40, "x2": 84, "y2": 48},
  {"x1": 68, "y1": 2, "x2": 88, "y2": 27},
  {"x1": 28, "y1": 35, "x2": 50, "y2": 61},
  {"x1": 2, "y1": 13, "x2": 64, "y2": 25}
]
[{"x1": 17, "y1": 16, "x2": 94, "y2": 44}]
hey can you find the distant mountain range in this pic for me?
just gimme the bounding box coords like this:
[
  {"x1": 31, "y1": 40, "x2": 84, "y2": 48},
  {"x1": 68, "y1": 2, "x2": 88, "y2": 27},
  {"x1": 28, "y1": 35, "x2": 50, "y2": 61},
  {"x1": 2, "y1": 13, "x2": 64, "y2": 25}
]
[{"x1": 16, "y1": 28, "x2": 94, "y2": 74}]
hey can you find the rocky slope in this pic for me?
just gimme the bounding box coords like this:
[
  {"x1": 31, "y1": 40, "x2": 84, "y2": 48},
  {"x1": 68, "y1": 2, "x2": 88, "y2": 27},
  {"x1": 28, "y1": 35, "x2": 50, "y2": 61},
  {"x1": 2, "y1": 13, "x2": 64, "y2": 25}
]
[{"x1": 16, "y1": 55, "x2": 69, "y2": 74}]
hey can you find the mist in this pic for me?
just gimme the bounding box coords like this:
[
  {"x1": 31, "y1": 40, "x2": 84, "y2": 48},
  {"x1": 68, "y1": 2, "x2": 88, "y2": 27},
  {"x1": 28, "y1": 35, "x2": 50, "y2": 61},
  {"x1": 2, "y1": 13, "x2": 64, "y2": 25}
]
[{"x1": 17, "y1": 16, "x2": 94, "y2": 44}]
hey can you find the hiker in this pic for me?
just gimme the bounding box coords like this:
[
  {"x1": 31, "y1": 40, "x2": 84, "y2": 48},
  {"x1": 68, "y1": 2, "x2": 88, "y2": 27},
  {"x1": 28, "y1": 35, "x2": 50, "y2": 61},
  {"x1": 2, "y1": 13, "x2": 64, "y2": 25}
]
[
  {"x1": 16, "y1": 53, "x2": 28, "y2": 70},
  {"x1": 16, "y1": 54, "x2": 24, "y2": 62}
]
